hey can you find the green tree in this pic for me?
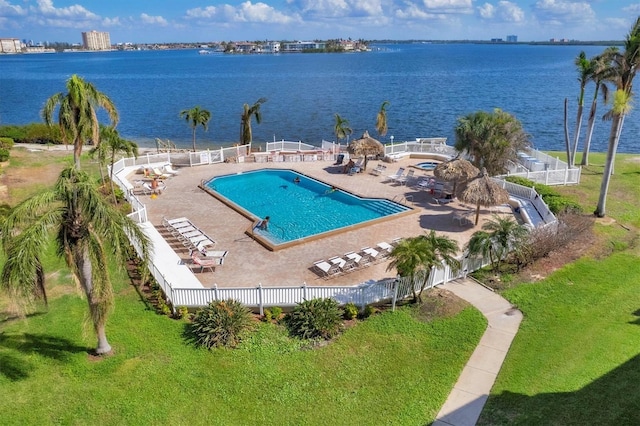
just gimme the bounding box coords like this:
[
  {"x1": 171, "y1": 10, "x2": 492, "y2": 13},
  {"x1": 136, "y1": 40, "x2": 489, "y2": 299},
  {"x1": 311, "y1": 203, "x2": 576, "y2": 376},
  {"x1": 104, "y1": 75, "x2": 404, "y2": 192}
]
[
  {"x1": 595, "y1": 17, "x2": 640, "y2": 217},
  {"x1": 240, "y1": 98, "x2": 267, "y2": 146},
  {"x1": 42, "y1": 74, "x2": 119, "y2": 169},
  {"x1": 387, "y1": 231, "x2": 460, "y2": 303},
  {"x1": 0, "y1": 167, "x2": 151, "y2": 355},
  {"x1": 569, "y1": 51, "x2": 593, "y2": 166},
  {"x1": 581, "y1": 53, "x2": 610, "y2": 166},
  {"x1": 466, "y1": 215, "x2": 529, "y2": 273},
  {"x1": 180, "y1": 106, "x2": 211, "y2": 152},
  {"x1": 454, "y1": 109, "x2": 530, "y2": 176},
  {"x1": 375, "y1": 101, "x2": 390, "y2": 137},
  {"x1": 89, "y1": 125, "x2": 138, "y2": 204},
  {"x1": 333, "y1": 113, "x2": 352, "y2": 146}
]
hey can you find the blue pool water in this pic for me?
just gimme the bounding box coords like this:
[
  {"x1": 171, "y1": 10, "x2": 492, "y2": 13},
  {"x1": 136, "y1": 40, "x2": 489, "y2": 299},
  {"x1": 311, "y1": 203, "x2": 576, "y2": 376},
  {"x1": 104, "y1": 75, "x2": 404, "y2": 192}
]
[
  {"x1": 416, "y1": 161, "x2": 439, "y2": 170},
  {"x1": 206, "y1": 169, "x2": 410, "y2": 245}
]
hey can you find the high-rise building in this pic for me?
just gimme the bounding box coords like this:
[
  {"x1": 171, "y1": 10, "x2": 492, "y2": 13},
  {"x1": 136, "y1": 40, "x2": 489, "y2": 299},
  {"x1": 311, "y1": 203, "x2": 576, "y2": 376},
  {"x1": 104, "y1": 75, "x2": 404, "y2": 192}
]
[
  {"x1": 82, "y1": 30, "x2": 111, "y2": 50},
  {"x1": 506, "y1": 35, "x2": 518, "y2": 43},
  {"x1": 0, "y1": 38, "x2": 22, "y2": 53}
]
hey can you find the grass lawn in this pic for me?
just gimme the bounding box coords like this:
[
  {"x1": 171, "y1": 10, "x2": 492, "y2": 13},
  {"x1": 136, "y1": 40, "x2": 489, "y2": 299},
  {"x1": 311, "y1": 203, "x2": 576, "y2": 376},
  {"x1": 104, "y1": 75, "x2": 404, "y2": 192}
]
[{"x1": 478, "y1": 152, "x2": 640, "y2": 424}]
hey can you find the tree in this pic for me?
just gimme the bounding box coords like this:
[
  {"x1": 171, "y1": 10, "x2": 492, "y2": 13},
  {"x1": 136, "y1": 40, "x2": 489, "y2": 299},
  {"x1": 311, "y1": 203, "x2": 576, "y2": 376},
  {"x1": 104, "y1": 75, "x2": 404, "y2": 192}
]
[
  {"x1": 180, "y1": 106, "x2": 211, "y2": 152},
  {"x1": 333, "y1": 113, "x2": 352, "y2": 146},
  {"x1": 375, "y1": 101, "x2": 390, "y2": 137},
  {"x1": 595, "y1": 17, "x2": 640, "y2": 217},
  {"x1": 466, "y1": 215, "x2": 529, "y2": 272},
  {"x1": 0, "y1": 166, "x2": 151, "y2": 355},
  {"x1": 90, "y1": 125, "x2": 138, "y2": 204},
  {"x1": 387, "y1": 231, "x2": 460, "y2": 303},
  {"x1": 240, "y1": 98, "x2": 267, "y2": 146},
  {"x1": 581, "y1": 53, "x2": 610, "y2": 166},
  {"x1": 569, "y1": 51, "x2": 593, "y2": 166},
  {"x1": 42, "y1": 74, "x2": 119, "y2": 169},
  {"x1": 454, "y1": 109, "x2": 530, "y2": 176}
]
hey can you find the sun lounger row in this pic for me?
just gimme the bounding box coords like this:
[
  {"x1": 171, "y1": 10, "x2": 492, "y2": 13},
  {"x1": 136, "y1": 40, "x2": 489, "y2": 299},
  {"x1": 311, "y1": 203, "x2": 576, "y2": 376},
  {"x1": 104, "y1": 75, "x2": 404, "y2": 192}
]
[
  {"x1": 383, "y1": 167, "x2": 415, "y2": 185},
  {"x1": 162, "y1": 217, "x2": 216, "y2": 252},
  {"x1": 312, "y1": 239, "x2": 403, "y2": 279},
  {"x1": 137, "y1": 164, "x2": 180, "y2": 179}
]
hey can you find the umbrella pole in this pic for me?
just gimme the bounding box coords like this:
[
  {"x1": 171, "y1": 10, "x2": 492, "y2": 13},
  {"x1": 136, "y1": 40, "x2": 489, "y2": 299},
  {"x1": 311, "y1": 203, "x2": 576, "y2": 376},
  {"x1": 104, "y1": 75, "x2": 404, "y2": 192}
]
[{"x1": 475, "y1": 203, "x2": 481, "y2": 225}]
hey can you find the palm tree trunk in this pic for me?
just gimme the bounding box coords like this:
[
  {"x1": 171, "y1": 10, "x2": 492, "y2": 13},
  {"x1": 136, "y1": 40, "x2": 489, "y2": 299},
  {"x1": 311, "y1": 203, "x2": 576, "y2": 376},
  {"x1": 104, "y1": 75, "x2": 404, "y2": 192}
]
[
  {"x1": 581, "y1": 98, "x2": 598, "y2": 166},
  {"x1": 109, "y1": 151, "x2": 118, "y2": 205},
  {"x1": 192, "y1": 128, "x2": 197, "y2": 152},
  {"x1": 595, "y1": 113, "x2": 624, "y2": 217},
  {"x1": 563, "y1": 98, "x2": 572, "y2": 165},
  {"x1": 571, "y1": 103, "x2": 584, "y2": 166},
  {"x1": 75, "y1": 246, "x2": 112, "y2": 355},
  {"x1": 474, "y1": 203, "x2": 481, "y2": 225}
]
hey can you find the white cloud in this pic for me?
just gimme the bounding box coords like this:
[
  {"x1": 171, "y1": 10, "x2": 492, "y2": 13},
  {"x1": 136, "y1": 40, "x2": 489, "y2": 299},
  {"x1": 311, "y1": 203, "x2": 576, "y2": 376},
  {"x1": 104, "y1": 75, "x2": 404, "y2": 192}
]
[
  {"x1": 187, "y1": 2, "x2": 299, "y2": 24},
  {"x1": 422, "y1": 0, "x2": 473, "y2": 14},
  {"x1": 532, "y1": 0, "x2": 595, "y2": 25},
  {"x1": 623, "y1": 3, "x2": 640, "y2": 14},
  {"x1": 140, "y1": 13, "x2": 168, "y2": 26},
  {"x1": 33, "y1": 0, "x2": 99, "y2": 20},
  {"x1": 478, "y1": 1, "x2": 524, "y2": 22},
  {"x1": 0, "y1": 0, "x2": 26, "y2": 17}
]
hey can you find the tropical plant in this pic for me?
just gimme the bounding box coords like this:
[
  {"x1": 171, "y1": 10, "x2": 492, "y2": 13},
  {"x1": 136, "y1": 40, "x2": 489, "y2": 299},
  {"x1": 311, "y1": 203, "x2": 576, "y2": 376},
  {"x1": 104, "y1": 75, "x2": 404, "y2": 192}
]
[
  {"x1": 286, "y1": 298, "x2": 343, "y2": 340},
  {"x1": 89, "y1": 125, "x2": 138, "y2": 204},
  {"x1": 454, "y1": 109, "x2": 530, "y2": 176},
  {"x1": 0, "y1": 166, "x2": 151, "y2": 355},
  {"x1": 375, "y1": 101, "x2": 390, "y2": 137},
  {"x1": 581, "y1": 53, "x2": 610, "y2": 166},
  {"x1": 240, "y1": 97, "x2": 267, "y2": 146},
  {"x1": 595, "y1": 17, "x2": 640, "y2": 217},
  {"x1": 189, "y1": 299, "x2": 255, "y2": 349},
  {"x1": 387, "y1": 231, "x2": 460, "y2": 303},
  {"x1": 180, "y1": 106, "x2": 211, "y2": 152},
  {"x1": 333, "y1": 113, "x2": 352, "y2": 146},
  {"x1": 466, "y1": 215, "x2": 529, "y2": 272},
  {"x1": 42, "y1": 74, "x2": 119, "y2": 169},
  {"x1": 343, "y1": 302, "x2": 359, "y2": 320},
  {"x1": 568, "y1": 51, "x2": 593, "y2": 166}
]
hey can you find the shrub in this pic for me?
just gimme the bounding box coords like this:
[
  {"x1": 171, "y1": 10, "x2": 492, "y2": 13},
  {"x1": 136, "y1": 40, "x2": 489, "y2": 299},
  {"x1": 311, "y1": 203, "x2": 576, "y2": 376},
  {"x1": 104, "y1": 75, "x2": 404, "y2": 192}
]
[
  {"x1": 361, "y1": 305, "x2": 376, "y2": 319},
  {"x1": 0, "y1": 137, "x2": 14, "y2": 150},
  {"x1": 0, "y1": 148, "x2": 9, "y2": 162},
  {"x1": 286, "y1": 298, "x2": 343, "y2": 340},
  {"x1": 264, "y1": 306, "x2": 283, "y2": 323},
  {"x1": 176, "y1": 306, "x2": 190, "y2": 320},
  {"x1": 343, "y1": 302, "x2": 359, "y2": 320},
  {"x1": 190, "y1": 299, "x2": 254, "y2": 349}
]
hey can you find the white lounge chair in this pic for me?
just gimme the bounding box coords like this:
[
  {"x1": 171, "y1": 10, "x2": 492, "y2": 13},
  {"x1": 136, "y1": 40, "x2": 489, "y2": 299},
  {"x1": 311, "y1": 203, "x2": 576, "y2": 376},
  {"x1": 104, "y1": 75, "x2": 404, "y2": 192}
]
[
  {"x1": 348, "y1": 158, "x2": 364, "y2": 175},
  {"x1": 360, "y1": 247, "x2": 380, "y2": 263},
  {"x1": 376, "y1": 242, "x2": 394, "y2": 257},
  {"x1": 163, "y1": 164, "x2": 180, "y2": 175},
  {"x1": 152, "y1": 167, "x2": 172, "y2": 179},
  {"x1": 395, "y1": 169, "x2": 415, "y2": 185},
  {"x1": 386, "y1": 167, "x2": 405, "y2": 182},
  {"x1": 313, "y1": 260, "x2": 340, "y2": 278},
  {"x1": 369, "y1": 163, "x2": 387, "y2": 176},
  {"x1": 190, "y1": 252, "x2": 223, "y2": 273},
  {"x1": 344, "y1": 251, "x2": 364, "y2": 269}
]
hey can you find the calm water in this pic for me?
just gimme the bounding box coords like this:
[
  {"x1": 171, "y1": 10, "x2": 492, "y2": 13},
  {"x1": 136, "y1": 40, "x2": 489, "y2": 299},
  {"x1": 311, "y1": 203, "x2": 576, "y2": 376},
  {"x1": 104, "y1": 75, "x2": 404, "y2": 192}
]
[
  {"x1": 208, "y1": 169, "x2": 408, "y2": 244},
  {"x1": 1, "y1": 44, "x2": 638, "y2": 153}
]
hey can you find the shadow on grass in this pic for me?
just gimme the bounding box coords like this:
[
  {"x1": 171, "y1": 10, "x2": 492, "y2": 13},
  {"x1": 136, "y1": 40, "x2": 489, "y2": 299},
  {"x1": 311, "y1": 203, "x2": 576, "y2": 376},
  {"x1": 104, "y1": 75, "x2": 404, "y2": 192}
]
[
  {"x1": 631, "y1": 308, "x2": 640, "y2": 325},
  {"x1": 0, "y1": 333, "x2": 90, "y2": 381},
  {"x1": 476, "y1": 354, "x2": 640, "y2": 425}
]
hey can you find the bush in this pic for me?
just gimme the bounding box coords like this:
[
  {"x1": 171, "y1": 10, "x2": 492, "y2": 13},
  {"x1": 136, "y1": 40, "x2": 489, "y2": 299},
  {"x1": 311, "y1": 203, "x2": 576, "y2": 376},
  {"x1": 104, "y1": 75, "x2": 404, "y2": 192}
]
[
  {"x1": 0, "y1": 137, "x2": 14, "y2": 150},
  {"x1": 361, "y1": 305, "x2": 376, "y2": 319},
  {"x1": 0, "y1": 148, "x2": 9, "y2": 162},
  {"x1": 264, "y1": 306, "x2": 283, "y2": 322},
  {"x1": 286, "y1": 298, "x2": 343, "y2": 340},
  {"x1": 176, "y1": 306, "x2": 190, "y2": 320},
  {"x1": 343, "y1": 302, "x2": 359, "y2": 320},
  {"x1": 0, "y1": 124, "x2": 62, "y2": 144},
  {"x1": 190, "y1": 299, "x2": 254, "y2": 349}
]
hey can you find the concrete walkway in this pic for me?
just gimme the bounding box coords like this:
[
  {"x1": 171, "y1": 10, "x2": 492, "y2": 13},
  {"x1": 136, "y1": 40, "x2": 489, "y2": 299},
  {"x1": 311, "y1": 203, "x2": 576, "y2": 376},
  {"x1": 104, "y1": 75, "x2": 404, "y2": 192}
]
[{"x1": 433, "y1": 278, "x2": 523, "y2": 426}]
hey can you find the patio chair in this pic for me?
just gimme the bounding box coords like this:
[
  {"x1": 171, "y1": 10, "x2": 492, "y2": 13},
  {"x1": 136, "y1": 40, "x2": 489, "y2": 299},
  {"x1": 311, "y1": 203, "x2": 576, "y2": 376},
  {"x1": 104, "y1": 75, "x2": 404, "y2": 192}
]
[
  {"x1": 313, "y1": 259, "x2": 340, "y2": 278},
  {"x1": 385, "y1": 167, "x2": 405, "y2": 182},
  {"x1": 376, "y1": 242, "x2": 394, "y2": 257},
  {"x1": 190, "y1": 251, "x2": 223, "y2": 273},
  {"x1": 328, "y1": 256, "x2": 351, "y2": 272},
  {"x1": 348, "y1": 158, "x2": 364, "y2": 175},
  {"x1": 333, "y1": 154, "x2": 345, "y2": 165},
  {"x1": 395, "y1": 169, "x2": 415, "y2": 185},
  {"x1": 360, "y1": 247, "x2": 380, "y2": 263},
  {"x1": 369, "y1": 163, "x2": 387, "y2": 176},
  {"x1": 344, "y1": 251, "x2": 364, "y2": 269},
  {"x1": 152, "y1": 167, "x2": 172, "y2": 179},
  {"x1": 163, "y1": 164, "x2": 180, "y2": 175}
]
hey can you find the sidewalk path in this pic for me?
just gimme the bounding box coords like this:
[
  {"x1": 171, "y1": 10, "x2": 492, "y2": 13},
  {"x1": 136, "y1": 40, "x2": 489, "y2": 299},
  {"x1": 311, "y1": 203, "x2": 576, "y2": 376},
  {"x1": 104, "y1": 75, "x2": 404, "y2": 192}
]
[{"x1": 433, "y1": 278, "x2": 523, "y2": 426}]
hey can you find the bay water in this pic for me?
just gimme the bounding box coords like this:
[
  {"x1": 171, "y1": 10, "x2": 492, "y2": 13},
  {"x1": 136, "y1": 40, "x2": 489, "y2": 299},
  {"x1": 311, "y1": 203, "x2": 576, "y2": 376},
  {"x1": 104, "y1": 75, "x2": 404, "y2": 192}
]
[{"x1": 1, "y1": 43, "x2": 637, "y2": 153}]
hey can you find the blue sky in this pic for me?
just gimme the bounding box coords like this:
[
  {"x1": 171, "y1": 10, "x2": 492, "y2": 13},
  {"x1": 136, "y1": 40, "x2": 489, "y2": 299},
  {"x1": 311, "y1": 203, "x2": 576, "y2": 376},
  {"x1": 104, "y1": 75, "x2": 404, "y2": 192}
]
[{"x1": 1, "y1": 0, "x2": 638, "y2": 44}]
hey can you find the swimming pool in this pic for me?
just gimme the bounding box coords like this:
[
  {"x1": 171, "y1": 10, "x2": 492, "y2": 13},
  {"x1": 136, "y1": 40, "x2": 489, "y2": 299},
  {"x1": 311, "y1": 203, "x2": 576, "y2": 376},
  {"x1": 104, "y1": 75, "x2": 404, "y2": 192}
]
[{"x1": 204, "y1": 169, "x2": 412, "y2": 250}]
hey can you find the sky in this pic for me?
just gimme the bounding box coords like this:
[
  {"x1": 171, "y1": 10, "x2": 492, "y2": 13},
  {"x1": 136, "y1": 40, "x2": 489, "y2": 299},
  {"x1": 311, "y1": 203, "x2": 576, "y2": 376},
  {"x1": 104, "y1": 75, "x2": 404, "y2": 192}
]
[{"x1": 1, "y1": 0, "x2": 639, "y2": 44}]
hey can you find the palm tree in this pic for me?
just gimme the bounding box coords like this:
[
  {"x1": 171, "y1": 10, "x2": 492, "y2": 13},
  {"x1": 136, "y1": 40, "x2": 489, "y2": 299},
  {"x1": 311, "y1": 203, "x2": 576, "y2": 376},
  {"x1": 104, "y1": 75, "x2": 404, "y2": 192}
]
[
  {"x1": 466, "y1": 215, "x2": 529, "y2": 272},
  {"x1": 180, "y1": 106, "x2": 211, "y2": 152},
  {"x1": 89, "y1": 125, "x2": 138, "y2": 204},
  {"x1": 375, "y1": 101, "x2": 390, "y2": 137},
  {"x1": 595, "y1": 17, "x2": 640, "y2": 217},
  {"x1": 581, "y1": 53, "x2": 610, "y2": 166},
  {"x1": 387, "y1": 231, "x2": 460, "y2": 303},
  {"x1": 454, "y1": 109, "x2": 530, "y2": 176},
  {"x1": 333, "y1": 113, "x2": 352, "y2": 146},
  {"x1": 240, "y1": 98, "x2": 267, "y2": 146},
  {"x1": 1, "y1": 166, "x2": 151, "y2": 355},
  {"x1": 42, "y1": 74, "x2": 119, "y2": 169},
  {"x1": 569, "y1": 51, "x2": 593, "y2": 166}
]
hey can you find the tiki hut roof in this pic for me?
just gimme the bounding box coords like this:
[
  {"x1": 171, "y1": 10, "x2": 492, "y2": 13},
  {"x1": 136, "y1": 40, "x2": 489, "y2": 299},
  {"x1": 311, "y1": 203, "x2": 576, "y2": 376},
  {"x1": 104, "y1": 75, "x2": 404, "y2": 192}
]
[
  {"x1": 460, "y1": 169, "x2": 510, "y2": 225},
  {"x1": 347, "y1": 131, "x2": 385, "y2": 157},
  {"x1": 434, "y1": 158, "x2": 479, "y2": 183}
]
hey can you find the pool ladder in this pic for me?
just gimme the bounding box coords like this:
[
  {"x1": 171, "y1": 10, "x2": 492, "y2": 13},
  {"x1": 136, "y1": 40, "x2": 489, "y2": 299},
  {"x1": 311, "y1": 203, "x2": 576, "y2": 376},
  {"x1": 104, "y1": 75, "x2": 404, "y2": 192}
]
[{"x1": 392, "y1": 194, "x2": 413, "y2": 206}]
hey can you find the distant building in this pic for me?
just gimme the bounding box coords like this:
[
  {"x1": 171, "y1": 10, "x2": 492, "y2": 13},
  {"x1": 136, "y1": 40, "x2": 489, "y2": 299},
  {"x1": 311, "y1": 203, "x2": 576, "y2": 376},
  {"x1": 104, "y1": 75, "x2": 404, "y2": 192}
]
[
  {"x1": 82, "y1": 30, "x2": 111, "y2": 50},
  {"x1": 0, "y1": 38, "x2": 22, "y2": 53},
  {"x1": 506, "y1": 35, "x2": 518, "y2": 42},
  {"x1": 281, "y1": 41, "x2": 326, "y2": 52},
  {"x1": 491, "y1": 38, "x2": 503, "y2": 42}
]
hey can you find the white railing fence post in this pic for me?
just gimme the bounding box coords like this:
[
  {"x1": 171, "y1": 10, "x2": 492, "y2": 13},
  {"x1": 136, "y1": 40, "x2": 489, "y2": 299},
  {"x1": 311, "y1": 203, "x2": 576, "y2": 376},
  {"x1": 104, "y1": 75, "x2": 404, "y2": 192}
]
[{"x1": 258, "y1": 283, "x2": 264, "y2": 316}]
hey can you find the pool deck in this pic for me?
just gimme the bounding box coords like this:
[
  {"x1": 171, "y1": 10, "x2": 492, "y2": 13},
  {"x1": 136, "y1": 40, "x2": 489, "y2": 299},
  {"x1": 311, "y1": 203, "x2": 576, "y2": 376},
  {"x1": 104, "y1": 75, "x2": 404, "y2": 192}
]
[{"x1": 139, "y1": 157, "x2": 514, "y2": 288}]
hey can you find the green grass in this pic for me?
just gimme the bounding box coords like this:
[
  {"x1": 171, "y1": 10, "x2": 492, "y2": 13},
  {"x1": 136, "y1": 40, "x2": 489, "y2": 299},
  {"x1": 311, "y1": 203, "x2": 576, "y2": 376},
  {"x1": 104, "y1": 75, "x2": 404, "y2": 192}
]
[
  {"x1": 0, "y1": 275, "x2": 486, "y2": 425},
  {"x1": 478, "y1": 253, "x2": 640, "y2": 424}
]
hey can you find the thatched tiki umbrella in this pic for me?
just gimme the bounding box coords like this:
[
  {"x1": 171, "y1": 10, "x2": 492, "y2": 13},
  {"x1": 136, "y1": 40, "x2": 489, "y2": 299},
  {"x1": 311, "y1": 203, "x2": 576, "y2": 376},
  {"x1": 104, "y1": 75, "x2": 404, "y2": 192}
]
[
  {"x1": 434, "y1": 157, "x2": 479, "y2": 195},
  {"x1": 460, "y1": 169, "x2": 510, "y2": 225},
  {"x1": 347, "y1": 130, "x2": 385, "y2": 171}
]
